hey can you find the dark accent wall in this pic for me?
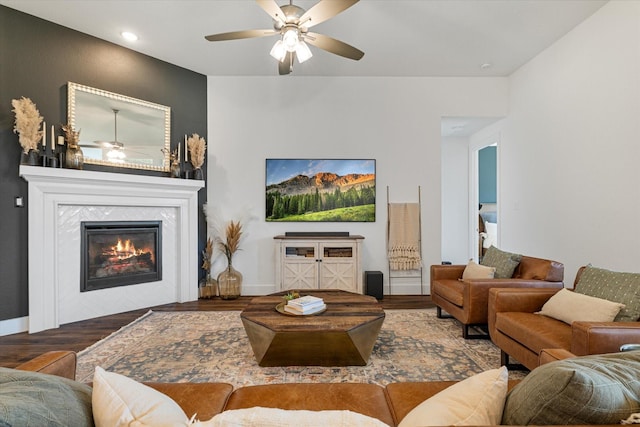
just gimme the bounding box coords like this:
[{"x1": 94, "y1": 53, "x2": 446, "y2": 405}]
[
  {"x1": 0, "y1": 6, "x2": 208, "y2": 322},
  {"x1": 479, "y1": 146, "x2": 497, "y2": 204}
]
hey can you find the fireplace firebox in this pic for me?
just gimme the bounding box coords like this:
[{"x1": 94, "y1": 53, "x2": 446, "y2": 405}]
[{"x1": 81, "y1": 221, "x2": 162, "y2": 292}]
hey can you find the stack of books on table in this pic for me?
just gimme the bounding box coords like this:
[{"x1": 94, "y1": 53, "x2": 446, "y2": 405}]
[{"x1": 284, "y1": 295, "x2": 326, "y2": 315}]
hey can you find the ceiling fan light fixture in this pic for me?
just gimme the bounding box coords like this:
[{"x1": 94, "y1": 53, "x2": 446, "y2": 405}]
[
  {"x1": 296, "y1": 40, "x2": 313, "y2": 63},
  {"x1": 269, "y1": 39, "x2": 287, "y2": 62},
  {"x1": 282, "y1": 28, "x2": 299, "y2": 52},
  {"x1": 106, "y1": 147, "x2": 126, "y2": 163}
]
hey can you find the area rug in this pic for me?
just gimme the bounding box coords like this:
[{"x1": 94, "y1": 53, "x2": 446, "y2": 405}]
[{"x1": 76, "y1": 309, "x2": 526, "y2": 385}]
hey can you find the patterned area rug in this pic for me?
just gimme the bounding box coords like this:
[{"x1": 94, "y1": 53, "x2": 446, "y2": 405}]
[{"x1": 76, "y1": 309, "x2": 526, "y2": 385}]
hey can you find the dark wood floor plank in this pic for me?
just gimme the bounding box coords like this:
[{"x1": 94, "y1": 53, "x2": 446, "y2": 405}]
[{"x1": 0, "y1": 295, "x2": 432, "y2": 368}]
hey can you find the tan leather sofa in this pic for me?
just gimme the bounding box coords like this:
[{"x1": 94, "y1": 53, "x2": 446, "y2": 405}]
[
  {"x1": 488, "y1": 267, "x2": 640, "y2": 371},
  {"x1": 12, "y1": 350, "x2": 631, "y2": 426},
  {"x1": 431, "y1": 256, "x2": 565, "y2": 338}
]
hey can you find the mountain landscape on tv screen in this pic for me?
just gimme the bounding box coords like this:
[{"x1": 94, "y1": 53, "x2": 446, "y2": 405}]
[
  {"x1": 266, "y1": 172, "x2": 375, "y2": 222},
  {"x1": 267, "y1": 172, "x2": 374, "y2": 196}
]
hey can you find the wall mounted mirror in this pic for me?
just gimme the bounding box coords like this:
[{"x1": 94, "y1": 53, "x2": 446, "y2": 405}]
[{"x1": 67, "y1": 82, "x2": 171, "y2": 172}]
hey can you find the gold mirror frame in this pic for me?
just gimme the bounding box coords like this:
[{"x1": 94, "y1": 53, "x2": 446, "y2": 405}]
[{"x1": 67, "y1": 82, "x2": 171, "y2": 172}]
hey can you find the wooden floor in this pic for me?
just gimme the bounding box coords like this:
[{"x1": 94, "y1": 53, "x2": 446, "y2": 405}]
[{"x1": 0, "y1": 294, "x2": 433, "y2": 368}]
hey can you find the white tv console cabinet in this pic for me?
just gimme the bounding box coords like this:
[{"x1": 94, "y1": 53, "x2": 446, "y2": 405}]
[{"x1": 274, "y1": 234, "x2": 364, "y2": 294}]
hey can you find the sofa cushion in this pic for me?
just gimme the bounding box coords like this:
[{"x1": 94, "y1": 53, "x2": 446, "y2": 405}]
[
  {"x1": 432, "y1": 279, "x2": 465, "y2": 306},
  {"x1": 575, "y1": 265, "x2": 640, "y2": 321},
  {"x1": 462, "y1": 260, "x2": 495, "y2": 280},
  {"x1": 494, "y1": 312, "x2": 572, "y2": 352},
  {"x1": 502, "y1": 351, "x2": 640, "y2": 425},
  {"x1": 225, "y1": 383, "x2": 394, "y2": 426},
  {"x1": 515, "y1": 256, "x2": 561, "y2": 281},
  {"x1": 0, "y1": 367, "x2": 93, "y2": 427},
  {"x1": 481, "y1": 246, "x2": 522, "y2": 278},
  {"x1": 398, "y1": 367, "x2": 508, "y2": 427},
  {"x1": 537, "y1": 288, "x2": 625, "y2": 324}
]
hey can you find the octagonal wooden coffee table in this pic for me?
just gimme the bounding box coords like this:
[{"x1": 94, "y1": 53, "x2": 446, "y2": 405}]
[{"x1": 240, "y1": 290, "x2": 385, "y2": 367}]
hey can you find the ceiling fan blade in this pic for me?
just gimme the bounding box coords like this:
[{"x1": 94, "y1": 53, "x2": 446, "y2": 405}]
[
  {"x1": 256, "y1": 0, "x2": 286, "y2": 24},
  {"x1": 305, "y1": 32, "x2": 364, "y2": 60},
  {"x1": 278, "y1": 52, "x2": 293, "y2": 75},
  {"x1": 205, "y1": 29, "x2": 277, "y2": 42},
  {"x1": 299, "y1": 0, "x2": 359, "y2": 29}
]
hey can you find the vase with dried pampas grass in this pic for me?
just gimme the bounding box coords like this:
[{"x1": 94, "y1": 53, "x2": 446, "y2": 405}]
[
  {"x1": 203, "y1": 204, "x2": 256, "y2": 299},
  {"x1": 216, "y1": 220, "x2": 243, "y2": 299},
  {"x1": 187, "y1": 133, "x2": 206, "y2": 180},
  {"x1": 12, "y1": 97, "x2": 43, "y2": 165}
]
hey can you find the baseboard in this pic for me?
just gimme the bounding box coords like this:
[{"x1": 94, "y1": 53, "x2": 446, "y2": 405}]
[
  {"x1": 0, "y1": 316, "x2": 28, "y2": 336},
  {"x1": 241, "y1": 283, "x2": 431, "y2": 296},
  {"x1": 241, "y1": 283, "x2": 278, "y2": 296},
  {"x1": 386, "y1": 282, "x2": 430, "y2": 295}
]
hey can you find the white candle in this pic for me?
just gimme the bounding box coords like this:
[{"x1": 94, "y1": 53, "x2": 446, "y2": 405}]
[
  {"x1": 177, "y1": 142, "x2": 181, "y2": 162},
  {"x1": 42, "y1": 121, "x2": 46, "y2": 148},
  {"x1": 51, "y1": 125, "x2": 55, "y2": 150},
  {"x1": 184, "y1": 135, "x2": 188, "y2": 162}
]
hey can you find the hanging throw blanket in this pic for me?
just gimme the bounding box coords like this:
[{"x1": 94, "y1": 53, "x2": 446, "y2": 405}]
[{"x1": 387, "y1": 203, "x2": 422, "y2": 270}]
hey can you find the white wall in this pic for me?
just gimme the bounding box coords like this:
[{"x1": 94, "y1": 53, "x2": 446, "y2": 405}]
[
  {"x1": 441, "y1": 136, "x2": 469, "y2": 264},
  {"x1": 502, "y1": 0, "x2": 640, "y2": 283},
  {"x1": 207, "y1": 77, "x2": 508, "y2": 295}
]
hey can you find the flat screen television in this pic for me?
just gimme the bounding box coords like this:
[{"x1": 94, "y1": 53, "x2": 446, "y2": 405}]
[{"x1": 265, "y1": 159, "x2": 376, "y2": 222}]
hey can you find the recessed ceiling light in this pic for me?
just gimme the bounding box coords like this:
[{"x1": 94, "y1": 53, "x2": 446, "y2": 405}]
[
  {"x1": 121, "y1": 31, "x2": 138, "y2": 42},
  {"x1": 480, "y1": 63, "x2": 492, "y2": 70}
]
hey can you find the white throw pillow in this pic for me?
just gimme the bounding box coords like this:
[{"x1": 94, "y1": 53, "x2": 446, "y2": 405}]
[
  {"x1": 398, "y1": 367, "x2": 508, "y2": 427},
  {"x1": 536, "y1": 288, "x2": 625, "y2": 324},
  {"x1": 92, "y1": 366, "x2": 189, "y2": 427},
  {"x1": 462, "y1": 260, "x2": 496, "y2": 280},
  {"x1": 195, "y1": 407, "x2": 389, "y2": 427}
]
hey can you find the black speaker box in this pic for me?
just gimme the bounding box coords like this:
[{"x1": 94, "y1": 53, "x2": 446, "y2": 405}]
[{"x1": 364, "y1": 271, "x2": 383, "y2": 300}]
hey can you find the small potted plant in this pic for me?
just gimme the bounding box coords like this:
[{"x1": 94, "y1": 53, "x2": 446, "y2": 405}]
[{"x1": 61, "y1": 123, "x2": 83, "y2": 169}]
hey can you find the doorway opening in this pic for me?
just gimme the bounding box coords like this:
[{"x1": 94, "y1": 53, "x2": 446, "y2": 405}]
[
  {"x1": 441, "y1": 117, "x2": 502, "y2": 264},
  {"x1": 475, "y1": 144, "x2": 498, "y2": 262}
]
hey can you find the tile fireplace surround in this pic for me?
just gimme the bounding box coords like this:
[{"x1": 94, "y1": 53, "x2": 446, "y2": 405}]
[{"x1": 19, "y1": 166, "x2": 204, "y2": 333}]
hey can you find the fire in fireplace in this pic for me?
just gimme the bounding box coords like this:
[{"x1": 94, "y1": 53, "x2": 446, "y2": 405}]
[{"x1": 80, "y1": 221, "x2": 162, "y2": 292}]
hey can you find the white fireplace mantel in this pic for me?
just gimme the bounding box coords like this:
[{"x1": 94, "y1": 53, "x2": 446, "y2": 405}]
[{"x1": 20, "y1": 166, "x2": 205, "y2": 333}]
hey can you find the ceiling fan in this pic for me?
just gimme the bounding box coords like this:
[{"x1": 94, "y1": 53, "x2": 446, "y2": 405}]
[
  {"x1": 204, "y1": 0, "x2": 364, "y2": 75},
  {"x1": 82, "y1": 109, "x2": 145, "y2": 163},
  {"x1": 93, "y1": 109, "x2": 126, "y2": 163}
]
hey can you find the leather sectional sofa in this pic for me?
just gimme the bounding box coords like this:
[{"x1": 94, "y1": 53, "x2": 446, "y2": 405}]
[
  {"x1": 431, "y1": 255, "x2": 564, "y2": 338},
  {"x1": 7, "y1": 349, "x2": 639, "y2": 426}
]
